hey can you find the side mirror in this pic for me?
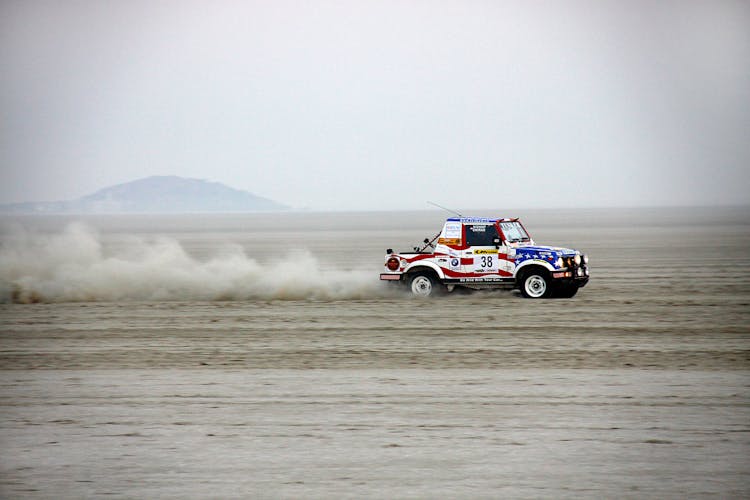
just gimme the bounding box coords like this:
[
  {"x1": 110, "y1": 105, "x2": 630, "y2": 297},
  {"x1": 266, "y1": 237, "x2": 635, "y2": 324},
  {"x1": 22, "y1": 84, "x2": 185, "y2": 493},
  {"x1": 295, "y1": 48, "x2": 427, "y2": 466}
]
[{"x1": 492, "y1": 237, "x2": 501, "y2": 248}]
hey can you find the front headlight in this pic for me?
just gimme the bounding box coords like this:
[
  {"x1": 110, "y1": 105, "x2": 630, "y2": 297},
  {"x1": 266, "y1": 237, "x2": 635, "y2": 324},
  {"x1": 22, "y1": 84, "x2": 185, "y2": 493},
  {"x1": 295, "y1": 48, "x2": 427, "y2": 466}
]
[
  {"x1": 582, "y1": 254, "x2": 589, "y2": 265},
  {"x1": 574, "y1": 254, "x2": 581, "y2": 265},
  {"x1": 555, "y1": 257, "x2": 563, "y2": 268}
]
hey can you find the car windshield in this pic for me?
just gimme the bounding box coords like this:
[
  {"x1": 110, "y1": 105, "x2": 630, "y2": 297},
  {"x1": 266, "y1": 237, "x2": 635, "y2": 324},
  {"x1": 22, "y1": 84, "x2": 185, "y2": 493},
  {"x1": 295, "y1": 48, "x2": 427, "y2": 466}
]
[{"x1": 499, "y1": 221, "x2": 530, "y2": 242}]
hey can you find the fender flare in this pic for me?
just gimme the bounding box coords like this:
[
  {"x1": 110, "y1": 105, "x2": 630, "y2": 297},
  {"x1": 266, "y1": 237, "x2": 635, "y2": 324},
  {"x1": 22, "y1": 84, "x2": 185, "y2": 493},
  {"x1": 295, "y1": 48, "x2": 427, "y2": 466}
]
[
  {"x1": 514, "y1": 260, "x2": 556, "y2": 278},
  {"x1": 403, "y1": 261, "x2": 446, "y2": 280}
]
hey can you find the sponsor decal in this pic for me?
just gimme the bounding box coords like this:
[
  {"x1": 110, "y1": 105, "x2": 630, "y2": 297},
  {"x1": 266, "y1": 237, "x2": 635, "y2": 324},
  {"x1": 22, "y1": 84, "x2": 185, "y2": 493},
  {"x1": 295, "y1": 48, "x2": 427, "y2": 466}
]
[
  {"x1": 443, "y1": 222, "x2": 462, "y2": 239},
  {"x1": 449, "y1": 217, "x2": 496, "y2": 223},
  {"x1": 473, "y1": 249, "x2": 498, "y2": 255},
  {"x1": 438, "y1": 238, "x2": 461, "y2": 246},
  {"x1": 458, "y1": 277, "x2": 507, "y2": 282}
]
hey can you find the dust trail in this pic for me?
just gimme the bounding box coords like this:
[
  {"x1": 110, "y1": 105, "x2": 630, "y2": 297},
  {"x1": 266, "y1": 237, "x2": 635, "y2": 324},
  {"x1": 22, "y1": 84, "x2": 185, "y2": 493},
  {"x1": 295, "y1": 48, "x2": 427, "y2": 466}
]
[{"x1": 0, "y1": 223, "x2": 393, "y2": 303}]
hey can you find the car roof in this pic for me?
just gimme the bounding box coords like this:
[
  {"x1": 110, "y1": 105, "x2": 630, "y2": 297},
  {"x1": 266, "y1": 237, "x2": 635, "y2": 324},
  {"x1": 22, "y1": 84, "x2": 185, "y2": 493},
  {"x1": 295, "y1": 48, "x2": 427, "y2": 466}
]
[{"x1": 446, "y1": 217, "x2": 518, "y2": 223}]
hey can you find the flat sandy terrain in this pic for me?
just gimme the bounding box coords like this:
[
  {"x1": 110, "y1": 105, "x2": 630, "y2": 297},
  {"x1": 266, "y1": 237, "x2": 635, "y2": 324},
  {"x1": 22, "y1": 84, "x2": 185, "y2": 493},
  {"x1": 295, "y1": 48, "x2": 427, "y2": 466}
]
[{"x1": 1, "y1": 208, "x2": 748, "y2": 498}]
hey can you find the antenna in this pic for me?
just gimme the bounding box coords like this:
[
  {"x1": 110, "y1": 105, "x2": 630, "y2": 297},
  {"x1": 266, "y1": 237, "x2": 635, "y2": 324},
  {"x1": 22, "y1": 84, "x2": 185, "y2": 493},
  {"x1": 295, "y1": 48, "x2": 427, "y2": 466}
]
[{"x1": 427, "y1": 201, "x2": 463, "y2": 217}]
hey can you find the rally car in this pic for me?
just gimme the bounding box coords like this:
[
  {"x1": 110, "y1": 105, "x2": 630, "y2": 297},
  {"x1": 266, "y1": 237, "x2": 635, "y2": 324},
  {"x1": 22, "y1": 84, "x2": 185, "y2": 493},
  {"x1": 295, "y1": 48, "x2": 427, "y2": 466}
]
[{"x1": 380, "y1": 217, "x2": 589, "y2": 298}]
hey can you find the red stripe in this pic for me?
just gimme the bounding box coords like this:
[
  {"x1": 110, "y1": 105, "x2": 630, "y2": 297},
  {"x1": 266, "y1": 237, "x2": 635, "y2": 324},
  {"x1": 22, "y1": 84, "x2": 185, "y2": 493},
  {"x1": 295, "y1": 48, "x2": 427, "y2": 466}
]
[
  {"x1": 404, "y1": 253, "x2": 448, "y2": 263},
  {"x1": 443, "y1": 269, "x2": 513, "y2": 278}
]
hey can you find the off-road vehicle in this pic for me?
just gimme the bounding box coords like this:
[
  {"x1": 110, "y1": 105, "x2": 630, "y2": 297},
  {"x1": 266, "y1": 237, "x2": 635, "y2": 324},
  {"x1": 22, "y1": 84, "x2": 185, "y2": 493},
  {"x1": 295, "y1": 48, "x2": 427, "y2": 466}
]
[{"x1": 380, "y1": 217, "x2": 589, "y2": 298}]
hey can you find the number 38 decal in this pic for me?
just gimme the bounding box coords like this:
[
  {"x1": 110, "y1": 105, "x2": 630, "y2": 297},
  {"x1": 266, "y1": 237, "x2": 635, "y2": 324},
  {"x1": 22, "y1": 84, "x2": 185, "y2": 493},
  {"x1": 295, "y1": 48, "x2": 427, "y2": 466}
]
[{"x1": 473, "y1": 254, "x2": 499, "y2": 272}]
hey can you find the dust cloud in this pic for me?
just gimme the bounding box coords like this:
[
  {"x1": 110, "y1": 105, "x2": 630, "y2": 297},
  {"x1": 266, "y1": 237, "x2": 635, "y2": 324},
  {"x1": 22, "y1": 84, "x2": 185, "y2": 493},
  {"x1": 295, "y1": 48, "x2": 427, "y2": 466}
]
[{"x1": 0, "y1": 222, "x2": 388, "y2": 303}]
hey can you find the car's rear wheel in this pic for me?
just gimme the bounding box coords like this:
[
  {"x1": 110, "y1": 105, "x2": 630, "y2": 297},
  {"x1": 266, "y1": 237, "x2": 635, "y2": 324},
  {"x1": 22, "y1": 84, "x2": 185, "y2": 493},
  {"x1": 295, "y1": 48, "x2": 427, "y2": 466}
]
[
  {"x1": 519, "y1": 269, "x2": 553, "y2": 298},
  {"x1": 409, "y1": 273, "x2": 439, "y2": 297}
]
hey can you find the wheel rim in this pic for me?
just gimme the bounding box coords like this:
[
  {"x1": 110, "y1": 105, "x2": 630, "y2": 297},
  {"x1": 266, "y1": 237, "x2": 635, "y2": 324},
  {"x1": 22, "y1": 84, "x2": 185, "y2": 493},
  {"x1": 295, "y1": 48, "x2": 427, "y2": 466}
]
[
  {"x1": 411, "y1": 276, "x2": 433, "y2": 297},
  {"x1": 524, "y1": 274, "x2": 547, "y2": 298}
]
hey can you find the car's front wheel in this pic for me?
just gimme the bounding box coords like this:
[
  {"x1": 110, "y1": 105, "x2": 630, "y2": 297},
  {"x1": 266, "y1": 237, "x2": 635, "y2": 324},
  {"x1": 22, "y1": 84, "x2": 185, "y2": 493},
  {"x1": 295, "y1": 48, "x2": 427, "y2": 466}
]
[
  {"x1": 553, "y1": 283, "x2": 579, "y2": 298},
  {"x1": 519, "y1": 269, "x2": 553, "y2": 298}
]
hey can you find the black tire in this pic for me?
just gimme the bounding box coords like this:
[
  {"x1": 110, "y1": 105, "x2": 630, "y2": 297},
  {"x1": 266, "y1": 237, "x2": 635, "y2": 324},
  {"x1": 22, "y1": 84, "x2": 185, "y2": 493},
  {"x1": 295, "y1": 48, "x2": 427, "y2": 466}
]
[
  {"x1": 518, "y1": 268, "x2": 553, "y2": 299},
  {"x1": 553, "y1": 283, "x2": 579, "y2": 298},
  {"x1": 409, "y1": 272, "x2": 442, "y2": 297}
]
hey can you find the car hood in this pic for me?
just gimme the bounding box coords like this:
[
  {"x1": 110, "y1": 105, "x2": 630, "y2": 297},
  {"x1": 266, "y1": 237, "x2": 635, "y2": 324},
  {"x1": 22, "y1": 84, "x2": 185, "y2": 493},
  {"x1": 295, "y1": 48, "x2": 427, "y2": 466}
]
[{"x1": 513, "y1": 245, "x2": 577, "y2": 260}]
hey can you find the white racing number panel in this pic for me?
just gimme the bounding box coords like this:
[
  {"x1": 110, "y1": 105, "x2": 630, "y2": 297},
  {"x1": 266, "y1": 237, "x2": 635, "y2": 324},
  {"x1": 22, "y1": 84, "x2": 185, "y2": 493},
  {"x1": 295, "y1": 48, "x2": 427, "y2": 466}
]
[{"x1": 473, "y1": 249, "x2": 499, "y2": 273}]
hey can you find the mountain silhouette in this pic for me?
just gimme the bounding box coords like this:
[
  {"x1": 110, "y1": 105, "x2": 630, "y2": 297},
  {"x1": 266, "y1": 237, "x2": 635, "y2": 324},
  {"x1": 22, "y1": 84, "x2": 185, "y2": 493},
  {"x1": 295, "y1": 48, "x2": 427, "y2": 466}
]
[{"x1": 0, "y1": 176, "x2": 288, "y2": 213}]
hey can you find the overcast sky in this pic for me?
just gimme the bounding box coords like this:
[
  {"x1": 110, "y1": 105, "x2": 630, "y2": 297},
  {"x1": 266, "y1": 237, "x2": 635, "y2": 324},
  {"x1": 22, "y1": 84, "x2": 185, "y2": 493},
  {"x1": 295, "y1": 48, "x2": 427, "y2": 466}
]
[{"x1": 1, "y1": 0, "x2": 748, "y2": 210}]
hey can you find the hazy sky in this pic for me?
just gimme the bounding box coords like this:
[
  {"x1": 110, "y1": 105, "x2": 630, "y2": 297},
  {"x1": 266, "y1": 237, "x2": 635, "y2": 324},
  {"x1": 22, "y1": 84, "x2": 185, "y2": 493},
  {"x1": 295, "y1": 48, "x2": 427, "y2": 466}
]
[{"x1": 1, "y1": 0, "x2": 748, "y2": 210}]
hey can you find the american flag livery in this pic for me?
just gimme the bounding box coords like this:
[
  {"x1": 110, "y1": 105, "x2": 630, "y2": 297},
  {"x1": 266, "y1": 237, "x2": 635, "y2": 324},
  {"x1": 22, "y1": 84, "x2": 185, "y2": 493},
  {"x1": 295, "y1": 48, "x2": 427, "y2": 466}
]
[{"x1": 380, "y1": 216, "x2": 589, "y2": 298}]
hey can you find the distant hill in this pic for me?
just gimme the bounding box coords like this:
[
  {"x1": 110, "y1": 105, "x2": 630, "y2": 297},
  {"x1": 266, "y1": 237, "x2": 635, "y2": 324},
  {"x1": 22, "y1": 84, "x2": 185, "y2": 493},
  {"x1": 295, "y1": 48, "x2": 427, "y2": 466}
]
[{"x1": 0, "y1": 176, "x2": 288, "y2": 213}]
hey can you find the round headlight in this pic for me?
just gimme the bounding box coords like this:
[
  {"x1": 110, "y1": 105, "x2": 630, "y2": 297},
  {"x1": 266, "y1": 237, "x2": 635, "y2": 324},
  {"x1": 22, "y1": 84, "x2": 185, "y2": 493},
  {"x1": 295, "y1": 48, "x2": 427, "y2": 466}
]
[
  {"x1": 583, "y1": 254, "x2": 589, "y2": 264},
  {"x1": 574, "y1": 254, "x2": 581, "y2": 265},
  {"x1": 555, "y1": 257, "x2": 563, "y2": 268}
]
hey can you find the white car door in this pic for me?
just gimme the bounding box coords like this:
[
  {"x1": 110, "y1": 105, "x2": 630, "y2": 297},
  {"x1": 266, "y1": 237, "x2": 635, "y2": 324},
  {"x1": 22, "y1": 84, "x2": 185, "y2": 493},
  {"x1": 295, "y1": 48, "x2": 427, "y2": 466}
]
[{"x1": 462, "y1": 223, "x2": 501, "y2": 276}]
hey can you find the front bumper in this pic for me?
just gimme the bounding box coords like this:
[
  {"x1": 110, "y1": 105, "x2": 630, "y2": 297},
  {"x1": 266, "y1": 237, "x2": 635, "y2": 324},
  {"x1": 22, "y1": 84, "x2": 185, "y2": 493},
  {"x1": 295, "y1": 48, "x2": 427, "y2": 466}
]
[{"x1": 551, "y1": 265, "x2": 590, "y2": 287}]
